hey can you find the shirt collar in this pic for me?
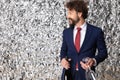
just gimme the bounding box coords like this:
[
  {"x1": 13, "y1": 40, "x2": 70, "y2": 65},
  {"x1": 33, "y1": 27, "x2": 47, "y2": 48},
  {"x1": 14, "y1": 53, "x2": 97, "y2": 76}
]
[{"x1": 74, "y1": 22, "x2": 87, "y2": 31}]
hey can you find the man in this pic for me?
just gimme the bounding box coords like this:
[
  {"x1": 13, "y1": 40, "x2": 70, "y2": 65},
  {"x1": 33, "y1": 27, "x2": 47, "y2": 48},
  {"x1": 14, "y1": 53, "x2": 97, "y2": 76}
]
[{"x1": 60, "y1": 0, "x2": 108, "y2": 80}]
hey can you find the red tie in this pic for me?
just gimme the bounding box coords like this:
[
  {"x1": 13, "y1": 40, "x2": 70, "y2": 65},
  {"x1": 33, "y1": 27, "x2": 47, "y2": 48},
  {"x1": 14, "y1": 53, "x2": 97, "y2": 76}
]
[
  {"x1": 75, "y1": 28, "x2": 81, "y2": 52},
  {"x1": 75, "y1": 28, "x2": 81, "y2": 70}
]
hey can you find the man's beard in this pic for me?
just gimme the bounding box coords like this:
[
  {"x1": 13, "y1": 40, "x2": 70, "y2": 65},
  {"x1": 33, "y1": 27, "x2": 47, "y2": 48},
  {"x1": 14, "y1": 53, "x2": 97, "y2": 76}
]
[{"x1": 68, "y1": 17, "x2": 80, "y2": 27}]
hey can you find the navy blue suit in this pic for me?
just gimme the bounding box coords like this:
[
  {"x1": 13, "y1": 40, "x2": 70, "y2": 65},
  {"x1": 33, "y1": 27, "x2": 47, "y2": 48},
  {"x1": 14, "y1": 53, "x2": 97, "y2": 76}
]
[{"x1": 60, "y1": 23, "x2": 108, "y2": 80}]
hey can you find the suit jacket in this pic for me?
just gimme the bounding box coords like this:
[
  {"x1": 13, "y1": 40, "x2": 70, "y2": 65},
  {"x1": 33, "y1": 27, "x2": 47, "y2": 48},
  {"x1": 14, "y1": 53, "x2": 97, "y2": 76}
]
[{"x1": 60, "y1": 23, "x2": 108, "y2": 80}]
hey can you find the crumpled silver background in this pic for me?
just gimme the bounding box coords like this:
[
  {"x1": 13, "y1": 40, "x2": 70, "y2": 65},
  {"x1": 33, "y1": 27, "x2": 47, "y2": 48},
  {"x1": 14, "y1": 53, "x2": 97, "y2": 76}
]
[{"x1": 0, "y1": 0, "x2": 119, "y2": 80}]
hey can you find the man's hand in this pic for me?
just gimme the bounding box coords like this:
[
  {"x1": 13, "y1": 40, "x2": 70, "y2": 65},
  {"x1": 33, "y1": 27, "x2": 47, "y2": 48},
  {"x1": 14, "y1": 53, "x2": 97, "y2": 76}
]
[
  {"x1": 80, "y1": 58, "x2": 95, "y2": 70},
  {"x1": 61, "y1": 58, "x2": 70, "y2": 70}
]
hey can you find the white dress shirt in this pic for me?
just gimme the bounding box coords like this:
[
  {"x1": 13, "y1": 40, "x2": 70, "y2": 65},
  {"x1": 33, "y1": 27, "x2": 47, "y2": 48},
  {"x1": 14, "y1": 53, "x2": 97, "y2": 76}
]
[{"x1": 73, "y1": 22, "x2": 87, "y2": 47}]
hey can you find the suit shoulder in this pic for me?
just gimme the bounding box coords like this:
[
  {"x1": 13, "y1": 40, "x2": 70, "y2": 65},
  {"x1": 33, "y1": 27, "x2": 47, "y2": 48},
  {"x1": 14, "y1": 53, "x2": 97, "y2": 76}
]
[
  {"x1": 88, "y1": 23, "x2": 103, "y2": 32},
  {"x1": 63, "y1": 27, "x2": 72, "y2": 34},
  {"x1": 63, "y1": 27, "x2": 72, "y2": 31}
]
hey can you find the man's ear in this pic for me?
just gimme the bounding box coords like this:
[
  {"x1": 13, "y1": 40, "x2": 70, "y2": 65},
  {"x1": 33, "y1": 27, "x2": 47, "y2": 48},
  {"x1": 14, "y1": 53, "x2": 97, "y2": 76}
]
[{"x1": 78, "y1": 12, "x2": 82, "y2": 18}]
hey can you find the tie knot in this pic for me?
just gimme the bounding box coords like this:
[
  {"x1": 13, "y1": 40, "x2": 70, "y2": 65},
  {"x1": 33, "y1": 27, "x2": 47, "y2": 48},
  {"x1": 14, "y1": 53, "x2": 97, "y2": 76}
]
[{"x1": 77, "y1": 28, "x2": 81, "y2": 31}]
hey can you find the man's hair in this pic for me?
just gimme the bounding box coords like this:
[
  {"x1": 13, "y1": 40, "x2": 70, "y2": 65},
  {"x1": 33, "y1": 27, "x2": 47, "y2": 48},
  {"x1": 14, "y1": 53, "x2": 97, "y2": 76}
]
[{"x1": 65, "y1": 0, "x2": 88, "y2": 19}]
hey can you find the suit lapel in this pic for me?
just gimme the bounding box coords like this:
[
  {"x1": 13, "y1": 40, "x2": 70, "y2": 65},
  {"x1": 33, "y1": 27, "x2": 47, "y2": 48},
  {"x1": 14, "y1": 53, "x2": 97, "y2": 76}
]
[
  {"x1": 79, "y1": 23, "x2": 92, "y2": 53},
  {"x1": 69, "y1": 27, "x2": 78, "y2": 54}
]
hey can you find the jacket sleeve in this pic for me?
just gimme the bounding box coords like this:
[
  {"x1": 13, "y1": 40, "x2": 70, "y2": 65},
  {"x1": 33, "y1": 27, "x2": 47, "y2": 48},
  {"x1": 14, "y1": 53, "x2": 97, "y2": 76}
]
[
  {"x1": 94, "y1": 29, "x2": 108, "y2": 65},
  {"x1": 60, "y1": 30, "x2": 68, "y2": 60}
]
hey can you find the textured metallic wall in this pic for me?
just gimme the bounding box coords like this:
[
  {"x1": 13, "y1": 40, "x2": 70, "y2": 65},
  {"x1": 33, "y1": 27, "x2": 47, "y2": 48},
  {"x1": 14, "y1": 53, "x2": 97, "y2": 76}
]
[{"x1": 0, "y1": 0, "x2": 119, "y2": 80}]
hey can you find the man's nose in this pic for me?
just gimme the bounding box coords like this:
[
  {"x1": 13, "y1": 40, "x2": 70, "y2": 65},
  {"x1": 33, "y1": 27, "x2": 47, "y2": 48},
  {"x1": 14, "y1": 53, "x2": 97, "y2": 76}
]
[
  {"x1": 66, "y1": 15, "x2": 68, "y2": 19},
  {"x1": 66, "y1": 15, "x2": 70, "y2": 19}
]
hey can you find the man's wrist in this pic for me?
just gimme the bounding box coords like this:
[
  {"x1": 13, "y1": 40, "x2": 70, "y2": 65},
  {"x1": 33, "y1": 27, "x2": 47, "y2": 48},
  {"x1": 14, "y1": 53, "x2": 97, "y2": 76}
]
[{"x1": 92, "y1": 58, "x2": 97, "y2": 66}]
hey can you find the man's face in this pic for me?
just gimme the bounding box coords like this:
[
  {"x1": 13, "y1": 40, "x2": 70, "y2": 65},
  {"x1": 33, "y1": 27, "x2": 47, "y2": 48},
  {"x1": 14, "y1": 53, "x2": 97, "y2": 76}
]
[{"x1": 66, "y1": 9, "x2": 80, "y2": 26}]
